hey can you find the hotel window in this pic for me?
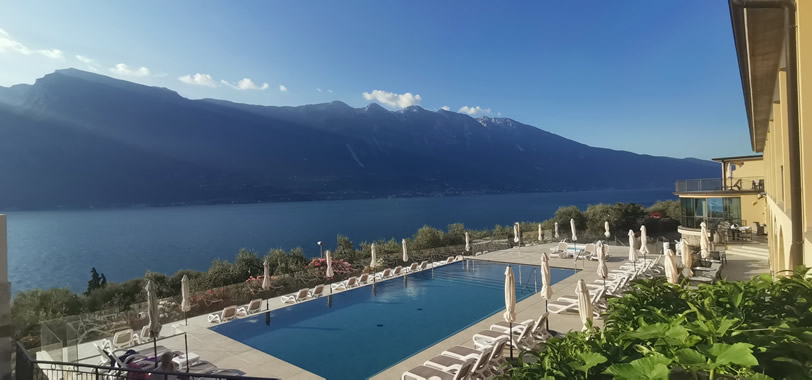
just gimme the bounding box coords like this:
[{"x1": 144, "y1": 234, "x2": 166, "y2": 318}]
[{"x1": 680, "y1": 197, "x2": 742, "y2": 229}]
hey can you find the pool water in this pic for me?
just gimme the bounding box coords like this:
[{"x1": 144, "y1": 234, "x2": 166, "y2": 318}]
[{"x1": 210, "y1": 260, "x2": 574, "y2": 379}]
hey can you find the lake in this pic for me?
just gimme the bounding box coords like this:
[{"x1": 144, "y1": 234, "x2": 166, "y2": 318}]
[{"x1": 4, "y1": 189, "x2": 673, "y2": 294}]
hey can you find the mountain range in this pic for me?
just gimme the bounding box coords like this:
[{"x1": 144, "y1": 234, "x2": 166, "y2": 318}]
[{"x1": 0, "y1": 69, "x2": 717, "y2": 210}]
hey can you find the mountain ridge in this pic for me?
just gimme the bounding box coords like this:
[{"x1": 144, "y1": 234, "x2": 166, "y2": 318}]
[{"x1": 0, "y1": 69, "x2": 718, "y2": 210}]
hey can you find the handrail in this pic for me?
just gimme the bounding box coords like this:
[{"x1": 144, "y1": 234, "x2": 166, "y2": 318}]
[
  {"x1": 15, "y1": 341, "x2": 279, "y2": 380},
  {"x1": 520, "y1": 267, "x2": 538, "y2": 293}
]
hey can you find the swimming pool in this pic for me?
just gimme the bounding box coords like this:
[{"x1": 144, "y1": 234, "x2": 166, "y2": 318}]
[{"x1": 210, "y1": 260, "x2": 574, "y2": 379}]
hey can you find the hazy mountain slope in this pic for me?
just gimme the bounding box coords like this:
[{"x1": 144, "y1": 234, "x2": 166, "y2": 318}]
[{"x1": 0, "y1": 69, "x2": 717, "y2": 210}]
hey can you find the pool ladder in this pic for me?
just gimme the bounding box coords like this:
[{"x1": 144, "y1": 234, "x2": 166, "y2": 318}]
[{"x1": 519, "y1": 267, "x2": 538, "y2": 293}]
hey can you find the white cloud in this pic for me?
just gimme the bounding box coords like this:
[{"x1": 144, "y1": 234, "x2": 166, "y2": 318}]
[
  {"x1": 316, "y1": 88, "x2": 322, "y2": 92},
  {"x1": 110, "y1": 63, "x2": 150, "y2": 77},
  {"x1": 279, "y1": 84, "x2": 288, "y2": 92},
  {"x1": 221, "y1": 78, "x2": 269, "y2": 91},
  {"x1": 362, "y1": 89, "x2": 422, "y2": 109},
  {"x1": 440, "y1": 106, "x2": 450, "y2": 111},
  {"x1": 75, "y1": 55, "x2": 96, "y2": 64},
  {"x1": 458, "y1": 105, "x2": 491, "y2": 115},
  {"x1": 38, "y1": 49, "x2": 64, "y2": 60},
  {"x1": 178, "y1": 73, "x2": 217, "y2": 87},
  {"x1": 0, "y1": 28, "x2": 64, "y2": 59},
  {"x1": 327, "y1": 89, "x2": 334, "y2": 93}
]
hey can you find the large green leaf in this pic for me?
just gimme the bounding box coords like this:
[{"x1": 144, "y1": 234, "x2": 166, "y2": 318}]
[
  {"x1": 673, "y1": 348, "x2": 706, "y2": 366},
  {"x1": 705, "y1": 342, "x2": 759, "y2": 367},
  {"x1": 604, "y1": 355, "x2": 672, "y2": 380},
  {"x1": 570, "y1": 352, "x2": 607, "y2": 374}
]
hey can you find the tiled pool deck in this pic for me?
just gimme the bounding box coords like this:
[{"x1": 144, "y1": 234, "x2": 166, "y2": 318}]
[{"x1": 64, "y1": 242, "x2": 769, "y2": 379}]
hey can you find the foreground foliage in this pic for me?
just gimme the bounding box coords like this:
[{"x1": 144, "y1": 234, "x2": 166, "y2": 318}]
[{"x1": 506, "y1": 267, "x2": 812, "y2": 379}]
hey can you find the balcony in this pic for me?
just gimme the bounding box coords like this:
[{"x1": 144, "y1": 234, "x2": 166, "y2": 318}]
[{"x1": 675, "y1": 176, "x2": 764, "y2": 193}]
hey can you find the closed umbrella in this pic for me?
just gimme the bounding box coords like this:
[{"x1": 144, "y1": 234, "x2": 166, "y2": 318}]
[
  {"x1": 325, "y1": 251, "x2": 334, "y2": 278},
  {"x1": 554, "y1": 222, "x2": 559, "y2": 239},
  {"x1": 464, "y1": 233, "x2": 470, "y2": 253},
  {"x1": 640, "y1": 225, "x2": 649, "y2": 265},
  {"x1": 576, "y1": 279, "x2": 593, "y2": 331},
  {"x1": 503, "y1": 266, "x2": 516, "y2": 359},
  {"x1": 596, "y1": 241, "x2": 608, "y2": 287},
  {"x1": 628, "y1": 230, "x2": 638, "y2": 272},
  {"x1": 540, "y1": 253, "x2": 552, "y2": 331},
  {"x1": 370, "y1": 243, "x2": 377, "y2": 269},
  {"x1": 700, "y1": 222, "x2": 710, "y2": 259},
  {"x1": 514, "y1": 223, "x2": 520, "y2": 245},
  {"x1": 538, "y1": 224, "x2": 542, "y2": 242},
  {"x1": 180, "y1": 275, "x2": 191, "y2": 325},
  {"x1": 604, "y1": 221, "x2": 610, "y2": 239},
  {"x1": 262, "y1": 260, "x2": 272, "y2": 309},
  {"x1": 664, "y1": 248, "x2": 679, "y2": 284},
  {"x1": 145, "y1": 280, "x2": 161, "y2": 359},
  {"x1": 681, "y1": 238, "x2": 693, "y2": 278},
  {"x1": 401, "y1": 239, "x2": 408, "y2": 262},
  {"x1": 570, "y1": 218, "x2": 578, "y2": 264}
]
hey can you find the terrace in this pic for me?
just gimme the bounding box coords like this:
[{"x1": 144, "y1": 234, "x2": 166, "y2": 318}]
[{"x1": 16, "y1": 241, "x2": 771, "y2": 380}]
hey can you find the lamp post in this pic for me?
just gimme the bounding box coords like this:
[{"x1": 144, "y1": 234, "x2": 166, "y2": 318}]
[{"x1": 317, "y1": 241, "x2": 323, "y2": 259}]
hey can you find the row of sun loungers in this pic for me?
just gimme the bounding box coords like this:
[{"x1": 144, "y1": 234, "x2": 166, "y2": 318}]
[
  {"x1": 402, "y1": 313, "x2": 552, "y2": 380},
  {"x1": 206, "y1": 257, "x2": 465, "y2": 324},
  {"x1": 546, "y1": 256, "x2": 663, "y2": 318}
]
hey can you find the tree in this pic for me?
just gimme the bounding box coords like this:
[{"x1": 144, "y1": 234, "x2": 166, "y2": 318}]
[
  {"x1": 445, "y1": 223, "x2": 466, "y2": 245},
  {"x1": 585, "y1": 203, "x2": 618, "y2": 235},
  {"x1": 86, "y1": 267, "x2": 107, "y2": 295},
  {"x1": 492, "y1": 224, "x2": 511, "y2": 239},
  {"x1": 648, "y1": 200, "x2": 681, "y2": 220},
  {"x1": 413, "y1": 225, "x2": 445, "y2": 249},
  {"x1": 553, "y1": 206, "x2": 587, "y2": 234},
  {"x1": 334, "y1": 234, "x2": 355, "y2": 260},
  {"x1": 234, "y1": 248, "x2": 263, "y2": 277},
  {"x1": 613, "y1": 202, "x2": 647, "y2": 233}
]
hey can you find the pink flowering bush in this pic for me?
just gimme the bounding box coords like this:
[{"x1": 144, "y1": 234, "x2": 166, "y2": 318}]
[{"x1": 306, "y1": 258, "x2": 354, "y2": 278}]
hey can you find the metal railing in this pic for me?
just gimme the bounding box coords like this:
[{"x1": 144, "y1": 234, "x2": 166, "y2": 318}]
[
  {"x1": 15, "y1": 342, "x2": 280, "y2": 380},
  {"x1": 675, "y1": 177, "x2": 764, "y2": 193}
]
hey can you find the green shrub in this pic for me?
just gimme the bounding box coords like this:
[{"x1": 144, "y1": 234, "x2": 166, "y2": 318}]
[{"x1": 506, "y1": 267, "x2": 812, "y2": 379}]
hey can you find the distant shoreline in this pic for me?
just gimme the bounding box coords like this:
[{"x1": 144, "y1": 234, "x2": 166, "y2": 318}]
[{"x1": 1, "y1": 187, "x2": 675, "y2": 213}]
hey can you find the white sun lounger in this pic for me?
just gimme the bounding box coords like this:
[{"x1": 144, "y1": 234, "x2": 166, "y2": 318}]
[
  {"x1": 442, "y1": 336, "x2": 509, "y2": 376},
  {"x1": 392, "y1": 266, "x2": 403, "y2": 276},
  {"x1": 574, "y1": 243, "x2": 596, "y2": 261},
  {"x1": 280, "y1": 288, "x2": 311, "y2": 304},
  {"x1": 375, "y1": 268, "x2": 393, "y2": 280},
  {"x1": 547, "y1": 287, "x2": 605, "y2": 316},
  {"x1": 309, "y1": 284, "x2": 326, "y2": 298},
  {"x1": 109, "y1": 329, "x2": 136, "y2": 349},
  {"x1": 432, "y1": 257, "x2": 454, "y2": 267},
  {"x1": 401, "y1": 358, "x2": 476, "y2": 380},
  {"x1": 549, "y1": 242, "x2": 569, "y2": 258},
  {"x1": 357, "y1": 273, "x2": 371, "y2": 284},
  {"x1": 404, "y1": 263, "x2": 419, "y2": 273},
  {"x1": 331, "y1": 276, "x2": 359, "y2": 291},
  {"x1": 473, "y1": 320, "x2": 537, "y2": 351},
  {"x1": 424, "y1": 337, "x2": 499, "y2": 378},
  {"x1": 490, "y1": 312, "x2": 550, "y2": 341},
  {"x1": 208, "y1": 305, "x2": 237, "y2": 323},
  {"x1": 236, "y1": 299, "x2": 262, "y2": 317},
  {"x1": 589, "y1": 274, "x2": 630, "y2": 296}
]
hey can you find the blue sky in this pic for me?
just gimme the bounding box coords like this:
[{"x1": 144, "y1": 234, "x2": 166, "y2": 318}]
[{"x1": 0, "y1": 1, "x2": 750, "y2": 159}]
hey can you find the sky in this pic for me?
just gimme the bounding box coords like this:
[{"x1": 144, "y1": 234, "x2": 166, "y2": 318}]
[{"x1": 0, "y1": 1, "x2": 751, "y2": 159}]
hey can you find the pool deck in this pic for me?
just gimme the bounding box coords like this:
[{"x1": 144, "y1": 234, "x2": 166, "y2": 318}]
[
  {"x1": 62, "y1": 242, "x2": 769, "y2": 380},
  {"x1": 370, "y1": 241, "x2": 770, "y2": 379}
]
